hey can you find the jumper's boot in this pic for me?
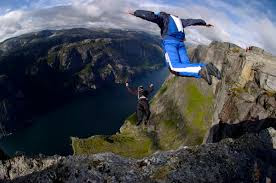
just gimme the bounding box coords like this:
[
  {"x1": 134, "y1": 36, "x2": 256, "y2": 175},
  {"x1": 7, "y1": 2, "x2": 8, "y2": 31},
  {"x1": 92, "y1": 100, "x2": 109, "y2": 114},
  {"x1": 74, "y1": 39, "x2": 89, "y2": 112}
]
[
  {"x1": 199, "y1": 66, "x2": 212, "y2": 85},
  {"x1": 206, "y1": 63, "x2": 222, "y2": 80}
]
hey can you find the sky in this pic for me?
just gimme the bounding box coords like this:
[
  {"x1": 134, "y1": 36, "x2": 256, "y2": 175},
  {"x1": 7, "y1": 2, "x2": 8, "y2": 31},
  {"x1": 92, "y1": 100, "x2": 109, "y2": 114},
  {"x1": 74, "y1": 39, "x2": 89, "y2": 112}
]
[{"x1": 0, "y1": 0, "x2": 276, "y2": 54}]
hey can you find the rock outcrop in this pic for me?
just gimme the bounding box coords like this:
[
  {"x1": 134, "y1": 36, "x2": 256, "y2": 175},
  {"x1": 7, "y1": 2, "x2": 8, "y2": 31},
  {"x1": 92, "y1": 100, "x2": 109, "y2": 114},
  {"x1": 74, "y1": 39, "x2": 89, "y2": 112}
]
[
  {"x1": 1, "y1": 126, "x2": 276, "y2": 182},
  {"x1": 199, "y1": 42, "x2": 276, "y2": 125},
  {"x1": 0, "y1": 28, "x2": 164, "y2": 136}
]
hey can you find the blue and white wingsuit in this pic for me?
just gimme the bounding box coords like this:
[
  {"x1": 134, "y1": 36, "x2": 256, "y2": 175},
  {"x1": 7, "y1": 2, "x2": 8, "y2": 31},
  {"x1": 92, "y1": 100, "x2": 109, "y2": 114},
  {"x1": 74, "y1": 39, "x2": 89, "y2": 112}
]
[{"x1": 134, "y1": 10, "x2": 207, "y2": 78}]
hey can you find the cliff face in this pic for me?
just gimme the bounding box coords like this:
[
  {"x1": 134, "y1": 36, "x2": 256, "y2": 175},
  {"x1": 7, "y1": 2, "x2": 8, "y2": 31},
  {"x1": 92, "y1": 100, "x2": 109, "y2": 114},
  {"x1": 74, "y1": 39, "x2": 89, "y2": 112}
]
[
  {"x1": 1, "y1": 41, "x2": 276, "y2": 182},
  {"x1": 189, "y1": 42, "x2": 276, "y2": 141},
  {"x1": 209, "y1": 43, "x2": 276, "y2": 124},
  {"x1": 72, "y1": 75, "x2": 214, "y2": 158},
  {"x1": 72, "y1": 42, "x2": 276, "y2": 159},
  {"x1": 0, "y1": 28, "x2": 164, "y2": 136}
]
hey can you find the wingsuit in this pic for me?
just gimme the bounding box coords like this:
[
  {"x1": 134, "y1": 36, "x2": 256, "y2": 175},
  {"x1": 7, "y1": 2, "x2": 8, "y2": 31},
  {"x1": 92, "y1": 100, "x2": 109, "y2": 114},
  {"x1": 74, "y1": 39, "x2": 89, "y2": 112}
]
[
  {"x1": 131, "y1": 10, "x2": 221, "y2": 85},
  {"x1": 126, "y1": 82, "x2": 154, "y2": 126}
]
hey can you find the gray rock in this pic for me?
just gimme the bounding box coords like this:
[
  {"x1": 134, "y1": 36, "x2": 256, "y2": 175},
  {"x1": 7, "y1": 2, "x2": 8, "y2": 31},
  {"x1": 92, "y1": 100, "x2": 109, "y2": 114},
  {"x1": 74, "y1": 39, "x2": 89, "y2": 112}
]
[
  {"x1": 259, "y1": 73, "x2": 276, "y2": 93},
  {"x1": 189, "y1": 41, "x2": 276, "y2": 125},
  {"x1": 0, "y1": 127, "x2": 275, "y2": 182}
]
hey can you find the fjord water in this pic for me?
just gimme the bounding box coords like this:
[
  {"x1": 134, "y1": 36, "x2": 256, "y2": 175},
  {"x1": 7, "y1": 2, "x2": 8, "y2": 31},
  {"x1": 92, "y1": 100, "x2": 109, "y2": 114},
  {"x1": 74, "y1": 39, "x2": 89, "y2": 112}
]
[{"x1": 0, "y1": 67, "x2": 169, "y2": 156}]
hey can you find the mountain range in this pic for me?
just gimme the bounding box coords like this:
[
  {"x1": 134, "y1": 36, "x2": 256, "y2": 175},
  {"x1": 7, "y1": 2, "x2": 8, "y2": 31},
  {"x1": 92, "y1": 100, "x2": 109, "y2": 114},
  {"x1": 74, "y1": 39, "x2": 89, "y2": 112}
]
[{"x1": 0, "y1": 28, "x2": 164, "y2": 135}]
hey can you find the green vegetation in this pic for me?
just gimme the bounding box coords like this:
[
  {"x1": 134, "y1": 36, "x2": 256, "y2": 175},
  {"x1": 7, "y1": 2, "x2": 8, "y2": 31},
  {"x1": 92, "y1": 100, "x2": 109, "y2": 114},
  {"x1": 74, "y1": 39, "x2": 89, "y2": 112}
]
[
  {"x1": 72, "y1": 77, "x2": 214, "y2": 158},
  {"x1": 158, "y1": 119, "x2": 184, "y2": 150},
  {"x1": 72, "y1": 132, "x2": 154, "y2": 158},
  {"x1": 231, "y1": 47, "x2": 241, "y2": 53},
  {"x1": 183, "y1": 82, "x2": 213, "y2": 145},
  {"x1": 47, "y1": 52, "x2": 57, "y2": 65},
  {"x1": 72, "y1": 114, "x2": 156, "y2": 158},
  {"x1": 153, "y1": 78, "x2": 214, "y2": 148},
  {"x1": 163, "y1": 120, "x2": 177, "y2": 129},
  {"x1": 159, "y1": 84, "x2": 168, "y2": 96},
  {"x1": 127, "y1": 113, "x2": 137, "y2": 125},
  {"x1": 80, "y1": 64, "x2": 92, "y2": 75},
  {"x1": 156, "y1": 77, "x2": 177, "y2": 97}
]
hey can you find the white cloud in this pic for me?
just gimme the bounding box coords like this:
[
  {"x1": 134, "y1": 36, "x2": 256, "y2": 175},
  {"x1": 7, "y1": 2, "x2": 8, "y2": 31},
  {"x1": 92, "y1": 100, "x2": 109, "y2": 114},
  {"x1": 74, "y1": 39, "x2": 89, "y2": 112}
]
[
  {"x1": 0, "y1": 0, "x2": 276, "y2": 55},
  {"x1": 0, "y1": 10, "x2": 25, "y2": 38}
]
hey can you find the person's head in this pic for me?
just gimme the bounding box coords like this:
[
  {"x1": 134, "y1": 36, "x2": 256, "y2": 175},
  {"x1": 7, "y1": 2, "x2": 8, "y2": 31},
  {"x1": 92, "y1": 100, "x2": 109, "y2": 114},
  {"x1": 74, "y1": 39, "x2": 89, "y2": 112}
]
[
  {"x1": 138, "y1": 85, "x2": 144, "y2": 92},
  {"x1": 155, "y1": 11, "x2": 160, "y2": 16}
]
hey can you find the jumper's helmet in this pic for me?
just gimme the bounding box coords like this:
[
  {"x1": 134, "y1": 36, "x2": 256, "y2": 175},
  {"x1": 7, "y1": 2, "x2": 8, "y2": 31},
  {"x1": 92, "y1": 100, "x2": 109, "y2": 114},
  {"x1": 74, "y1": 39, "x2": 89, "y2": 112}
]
[{"x1": 138, "y1": 86, "x2": 144, "y2": 92}]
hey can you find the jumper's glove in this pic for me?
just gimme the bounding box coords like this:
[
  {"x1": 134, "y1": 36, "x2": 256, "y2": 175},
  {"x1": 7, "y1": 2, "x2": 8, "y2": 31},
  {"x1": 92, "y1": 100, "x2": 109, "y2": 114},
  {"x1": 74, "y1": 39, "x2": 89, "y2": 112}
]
[
  {"x1": 125, "y1": 82, "x2": 129, "y2": 87},
  {"x1": 127, "y1": 11, "x2": 134, "y2": 16},
  {"x1": 149, "y1": 83, "x2": 154, "y2": 87}
]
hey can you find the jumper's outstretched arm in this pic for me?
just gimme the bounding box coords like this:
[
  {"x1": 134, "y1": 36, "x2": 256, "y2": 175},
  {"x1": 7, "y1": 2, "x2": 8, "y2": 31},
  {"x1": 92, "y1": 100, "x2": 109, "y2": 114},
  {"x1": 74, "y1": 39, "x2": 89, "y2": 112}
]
[
  {"x1": 125, "y1": 82, "x2": 137, "y2": 95},
  {"x1": 181, "y1": 18, "x2": 213, "y2": 28},
  {"x1": 128, "y1": 10, "x2": 162, "y2": 24}
]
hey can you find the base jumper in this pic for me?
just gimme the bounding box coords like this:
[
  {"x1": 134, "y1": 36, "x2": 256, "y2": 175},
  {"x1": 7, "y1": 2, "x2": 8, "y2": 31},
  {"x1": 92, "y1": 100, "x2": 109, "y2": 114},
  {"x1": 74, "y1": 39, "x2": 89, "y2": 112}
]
[
  {"x1": 129, "y1": 10, "x2": 221, "y2": 85},
  {"x1": 126, "y1": 82, "x2": 154, "y2": 126}
]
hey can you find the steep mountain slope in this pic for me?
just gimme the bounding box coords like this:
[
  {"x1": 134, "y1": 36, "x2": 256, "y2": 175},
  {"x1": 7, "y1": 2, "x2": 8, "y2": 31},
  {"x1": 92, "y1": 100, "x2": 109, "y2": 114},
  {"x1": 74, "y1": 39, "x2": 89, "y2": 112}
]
[
  {"x1": 0, "y1": 28, "x2": 164, "y2": 135},
  {"x1": 72, "y1": 41, "x2": 276, "y2": 159},
  {"x1": 72, "y1": 76, "x2": 214, "y2": 158}
]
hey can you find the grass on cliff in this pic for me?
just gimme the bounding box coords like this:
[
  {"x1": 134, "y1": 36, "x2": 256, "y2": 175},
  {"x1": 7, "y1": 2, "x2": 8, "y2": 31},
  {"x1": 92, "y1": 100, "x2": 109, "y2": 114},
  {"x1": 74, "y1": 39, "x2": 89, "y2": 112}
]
[
  {"x1": 72, "y1": 132, "x2": 153, "y2": 158},
  {"x1": 71, "y1": 79, "x2": 174, "y2": 159},
  {"x1": 72, "y1": 117, "x2": 156, "y2": 158},
  {"x1": 183, "y1": 82, "x2": 213, "y2": 145},
  {"x1": 72, "y1": 77, "x2": 214, "y2": 158},
  {"x1": 157, "y1": 119, "x2": 184, "y2": 150},
  {"x1": 156, "y1": 76, "x2": 177, "y2": 97},
  {"x1": 152, "y1": 78, "x2": 214, "y2": 148}
]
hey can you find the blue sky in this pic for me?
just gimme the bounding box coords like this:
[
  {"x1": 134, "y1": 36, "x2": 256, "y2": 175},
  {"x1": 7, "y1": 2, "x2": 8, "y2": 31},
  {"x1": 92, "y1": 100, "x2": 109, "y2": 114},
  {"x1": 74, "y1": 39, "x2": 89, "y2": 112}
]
[{"x1": 0, "y1": 0, "x2": 276, "y2": 54}]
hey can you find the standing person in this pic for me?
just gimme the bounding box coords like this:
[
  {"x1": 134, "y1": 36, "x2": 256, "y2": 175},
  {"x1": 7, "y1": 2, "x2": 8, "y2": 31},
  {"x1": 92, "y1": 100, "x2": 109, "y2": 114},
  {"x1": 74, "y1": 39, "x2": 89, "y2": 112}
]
[
  {"x1": 126, "y1": 82, "x2": 154, "y2": 126},
  {"x1": 128, "y1": 10, "x2": 221, "y2": 85}
]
